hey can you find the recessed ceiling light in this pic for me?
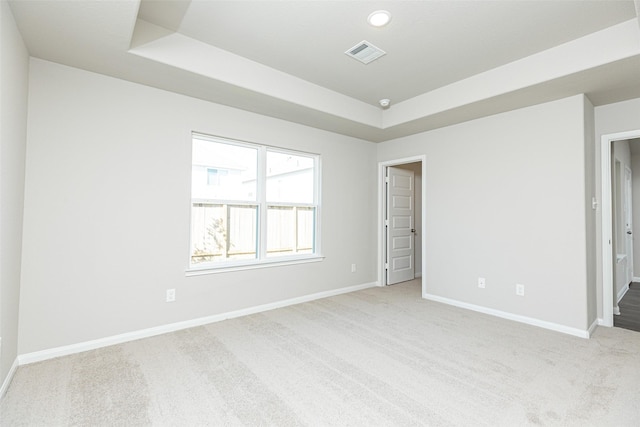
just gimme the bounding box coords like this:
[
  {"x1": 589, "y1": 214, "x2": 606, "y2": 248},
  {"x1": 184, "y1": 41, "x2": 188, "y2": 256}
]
[{"x1": 368, "y1": 10, "x2": 391, "y2": 27}]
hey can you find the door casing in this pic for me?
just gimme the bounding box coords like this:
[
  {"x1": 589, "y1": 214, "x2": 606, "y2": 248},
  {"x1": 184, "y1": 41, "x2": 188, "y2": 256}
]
[{"x1": 624, "y1": 166, "x2": 633, "y2": 285}]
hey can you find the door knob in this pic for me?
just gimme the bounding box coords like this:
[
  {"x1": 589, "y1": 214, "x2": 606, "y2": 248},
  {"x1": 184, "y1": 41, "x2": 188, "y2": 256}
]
[
  {"x1": 627, "y1": 231, "x2": 633, "y2": 235},
  {"x1": 411, "y1": 229, "x2": 416, "y2": 233}
]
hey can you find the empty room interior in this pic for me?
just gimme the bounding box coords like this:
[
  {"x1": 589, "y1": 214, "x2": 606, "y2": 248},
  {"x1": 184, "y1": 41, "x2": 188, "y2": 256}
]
[{"x1": 2, "y1": 0, "x2": 640, "y2": 425}]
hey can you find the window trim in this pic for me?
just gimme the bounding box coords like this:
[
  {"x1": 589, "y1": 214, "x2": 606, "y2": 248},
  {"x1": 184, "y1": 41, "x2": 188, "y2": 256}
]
[
  {"x1": 187, "y1": 133, "x2": 322, "y2": 275},
  {"x1": 186, "y1": 254, "x2": 325, "y2": 276}
]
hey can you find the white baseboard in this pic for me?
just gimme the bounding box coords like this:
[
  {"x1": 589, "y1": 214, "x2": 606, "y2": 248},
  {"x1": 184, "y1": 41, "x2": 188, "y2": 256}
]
[
  {"x1": 422, "y1": 293, "x2": 591, "y2": 339},
  {"x1": 633, "y1": 276, "x2": 640, "y2": 283},
  {"x1": 613, "y1": 305, "x2": 621, "y2": 315},
  {"x1": 0, "y1": 357, "x2": 19, "y2": 399},
  {"x1": 18, "y1": 281, "x2": 377, "y2": 366},
  {"x1": 617, "y1": 283, "x2": 630, "y2": 304},
  {"x1": 587, "y1": 319, "x2": 599, "y2": 338}
]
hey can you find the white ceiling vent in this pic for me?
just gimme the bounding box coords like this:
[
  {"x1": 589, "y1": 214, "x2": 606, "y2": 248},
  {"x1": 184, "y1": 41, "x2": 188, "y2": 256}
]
[{"x1": 345, "y1": 40, "x2": 386, "y2": 64}]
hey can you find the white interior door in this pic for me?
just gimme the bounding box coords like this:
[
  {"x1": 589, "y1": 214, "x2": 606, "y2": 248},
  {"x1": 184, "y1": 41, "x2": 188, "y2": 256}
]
[
  {"x1": 386, "y1": 166, "x2": 415, "y2": 285},
  {"x1": 624, "y1": 166, "x2": 633, "y2": 284}
]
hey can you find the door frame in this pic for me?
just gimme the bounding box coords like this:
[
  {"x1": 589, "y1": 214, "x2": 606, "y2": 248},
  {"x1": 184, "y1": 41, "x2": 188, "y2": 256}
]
[
  {"x1": 378, "y1": 156, "x2": 427, "y2": 294},
  {"x1": 624, "y1": 165, "x2": 634, "y2": 285},
  {"x1": 601, "y1": 129, "x2": 640, "y2": 327}
]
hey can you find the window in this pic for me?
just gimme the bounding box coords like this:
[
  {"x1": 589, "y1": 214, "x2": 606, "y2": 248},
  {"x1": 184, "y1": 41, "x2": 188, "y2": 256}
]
[{"x1": 189, "y1": 133, "x2": 320, "y2": 271}]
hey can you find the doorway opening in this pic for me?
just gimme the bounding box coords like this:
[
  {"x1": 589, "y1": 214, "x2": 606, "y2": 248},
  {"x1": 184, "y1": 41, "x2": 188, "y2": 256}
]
[
  {"x1": 601, "y1": 130, "x2": 640, "y2": 327},
  {"x1": 378, "y1": 156, "x2": 426, "y2": 296}
]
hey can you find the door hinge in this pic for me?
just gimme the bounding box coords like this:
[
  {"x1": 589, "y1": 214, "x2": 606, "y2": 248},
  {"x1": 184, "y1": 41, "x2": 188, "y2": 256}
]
[
  {"x1": 385, "y1": 176, "x2": 389, "y2": 183},
  {"x1": 385, "y1": 219, "x2": 389, "y2": 227},
  {"x1": 385, "y1": 263, "x2": 389, "y2": 270}
]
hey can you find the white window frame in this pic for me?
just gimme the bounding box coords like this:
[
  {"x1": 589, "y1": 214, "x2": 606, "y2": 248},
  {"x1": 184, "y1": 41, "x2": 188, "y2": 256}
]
[{"x1": 187, "y1": 133, "x2": 323, "y2": 275}]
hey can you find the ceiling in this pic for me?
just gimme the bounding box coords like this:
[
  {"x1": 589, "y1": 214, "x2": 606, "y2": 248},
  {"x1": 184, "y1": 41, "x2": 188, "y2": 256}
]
[{"x1": 8, "y1": 0, "x2": 640, "y2": 143}]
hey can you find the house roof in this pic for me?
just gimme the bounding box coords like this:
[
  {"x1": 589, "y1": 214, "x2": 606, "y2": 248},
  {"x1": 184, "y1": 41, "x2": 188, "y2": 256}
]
[{"x1": 8, "y1": 0, "x2": 640, "y2": 143}]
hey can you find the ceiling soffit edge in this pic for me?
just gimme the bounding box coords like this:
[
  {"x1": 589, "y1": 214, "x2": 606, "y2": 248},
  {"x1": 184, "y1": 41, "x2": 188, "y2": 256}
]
[{"x1": 129, "y1": 19, "x2": 383, "y2": 129}]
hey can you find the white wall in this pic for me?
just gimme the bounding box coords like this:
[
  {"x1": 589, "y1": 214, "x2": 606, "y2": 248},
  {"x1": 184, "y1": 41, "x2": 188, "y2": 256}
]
[
  {"x1": 594, "y1": 97, "x2": 640, "y2": 319},
  {"x1": 18, "y1": 59, "x2": 377, "y2": 355},
  {"x1": 0, "y1": 0, "x2": 29, "y2": 387},
  {"x1": 378, "y1": 95, "x2": 590, "y2": 331},
  {"x1": 583, "y1": 96, "x2": 597, "y2": 326}
]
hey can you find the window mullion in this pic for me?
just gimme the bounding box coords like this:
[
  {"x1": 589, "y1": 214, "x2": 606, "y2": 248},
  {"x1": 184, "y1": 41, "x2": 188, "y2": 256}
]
[
  {"x1": 294, "y1": 206, "x2": 299, "y2": 254},
  {"x1": 257, "y1": 146, "x2": 268, "y2": 260},
  {"x1": 223, "y1": 204, "x2": 229, "y2": 259}
]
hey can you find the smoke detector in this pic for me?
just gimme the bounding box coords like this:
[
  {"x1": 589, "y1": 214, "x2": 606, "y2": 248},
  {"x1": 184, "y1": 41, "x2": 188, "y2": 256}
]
[
  {"x1": 345, "y1": 40, "x2": 386, "y2": 64},
  {"x1": 379, "y1": 99, "x2": 391, "y2": 108}
]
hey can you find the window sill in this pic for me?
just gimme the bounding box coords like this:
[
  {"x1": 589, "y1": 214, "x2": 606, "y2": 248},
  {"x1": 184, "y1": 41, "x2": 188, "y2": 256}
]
[{"x1": 185, "y1": 254, "x2": 325, "y2": 276}]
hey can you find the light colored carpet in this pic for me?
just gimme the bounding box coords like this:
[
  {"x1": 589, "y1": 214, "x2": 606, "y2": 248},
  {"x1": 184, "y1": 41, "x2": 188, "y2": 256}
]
[{"x1": 2, "y1": 279, "x2": 640, "y2": 426}]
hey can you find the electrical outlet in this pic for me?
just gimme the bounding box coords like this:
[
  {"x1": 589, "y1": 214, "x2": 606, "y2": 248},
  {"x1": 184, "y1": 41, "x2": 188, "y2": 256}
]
[
  {"x1": 478, "y1": 277, "x2": 485, "y2": 288},
  {"x1": 166, "y1": 289, "x2": 176, "y2": 302},
  {"x1": 516, "y1": 284, "x2": 525, "y2": 296},
  {"x1": 351, "y1": 263, "x2": 357, "y2": 273}
]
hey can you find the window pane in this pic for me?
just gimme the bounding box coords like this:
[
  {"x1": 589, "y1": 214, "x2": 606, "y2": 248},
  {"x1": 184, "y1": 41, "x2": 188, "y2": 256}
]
[
  {"x1": 267, "y1": 206, "x2": 294, "y2": 257},
  {"x1": 266, "y1": 151, "x2": 314, "y2": 204},
  {"x1": 267, "y1": 206, "x2": 314, "y2": 257},
  {"x1": 296, "y1": 207, "x2": 315, "y2": 253},
  {"x1": 192, "y1": 138, "x2": 257, "y2": 201},
  {"x1": 191, "y1": 203, "x2": 257, "y2": 264}
]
